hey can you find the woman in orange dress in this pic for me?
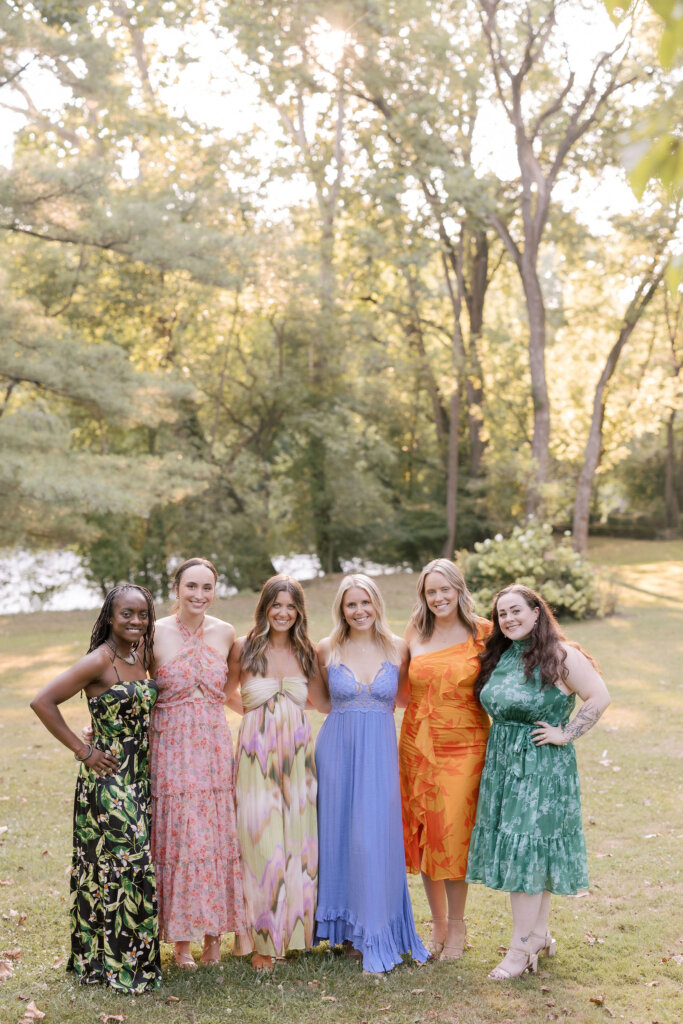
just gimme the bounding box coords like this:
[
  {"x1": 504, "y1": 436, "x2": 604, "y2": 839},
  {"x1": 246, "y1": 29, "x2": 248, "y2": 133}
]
[{"x1": 398, "y1": 559, "x2": 490, "y2": 960}]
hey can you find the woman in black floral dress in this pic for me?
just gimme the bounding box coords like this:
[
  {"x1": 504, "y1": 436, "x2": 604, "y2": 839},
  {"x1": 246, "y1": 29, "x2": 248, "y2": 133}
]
[{"x1": 31, "y1": 585, "x2": 162, "y2": 993}]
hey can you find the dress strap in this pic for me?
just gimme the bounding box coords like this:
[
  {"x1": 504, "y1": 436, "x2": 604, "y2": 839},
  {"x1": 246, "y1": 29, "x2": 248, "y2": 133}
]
[
  {"x1": 175, "y1": 615, "x2": 204, "y2": 641},
  {"x1": 110, "y1": 652, "x2": 122, "y2": 683}
]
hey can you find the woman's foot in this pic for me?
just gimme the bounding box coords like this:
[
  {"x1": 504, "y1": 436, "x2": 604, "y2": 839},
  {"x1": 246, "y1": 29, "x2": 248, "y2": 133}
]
[
  {"x1": 200, "y1": 934, "x2": 222, "y2": 965},
  {"x1": 251, "y1": 953, "x2": 274, "y2": 972},
  {"x1": 174, "y1": 941, "x2": 197, "y2": 969},
  {"x1": 531, "y1": 931, "x2": 557, "y2": 957},
  {"x1": 488, "y1": 947, "x2": 538, "y2": 980},
  {"x1": 440, "y1": 919, "x2": 467, "y2": 961},
  {"x1": 426, "y1": 918, "x2": 447, "y2": 957},
  {"x1": 343, "y1": 941, "x2": 363, "y2": 961}
]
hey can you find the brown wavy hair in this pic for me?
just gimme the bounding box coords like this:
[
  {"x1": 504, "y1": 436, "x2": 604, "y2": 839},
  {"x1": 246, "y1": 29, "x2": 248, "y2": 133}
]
[
  {"x1": 409, "y1": 558, "x2": 482, "y2": 641},
  {"x1": 242, "y1": 575, "x2": 316, "y2": 679},
  {"x1": 475, "y1": 585, "x2": 597, "y2": 700}
]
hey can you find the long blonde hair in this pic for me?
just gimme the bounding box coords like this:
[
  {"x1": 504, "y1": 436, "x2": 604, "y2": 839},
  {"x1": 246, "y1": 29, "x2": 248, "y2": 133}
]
[
  {"x1": 327, "y1": 574, "x2": 399, "y2": 667},
  {"x1": 410, "y1": 558, "x2": 480, "y2": 641},
  {"x1": 242, "y1": 575, "x2": 316, "y2": 678}
]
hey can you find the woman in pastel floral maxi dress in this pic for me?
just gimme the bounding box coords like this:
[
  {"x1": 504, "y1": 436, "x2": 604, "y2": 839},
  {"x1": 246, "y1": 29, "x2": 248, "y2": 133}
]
[
  {"x1": 150, "y1": 558, "x2": 246, "y2": 968},
  {"x1": 228, "y1": 575, "x2": 323, "y2": 972}
]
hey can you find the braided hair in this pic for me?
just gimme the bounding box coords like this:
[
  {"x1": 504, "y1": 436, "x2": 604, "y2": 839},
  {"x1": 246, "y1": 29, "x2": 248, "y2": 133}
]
[{"x1": 88, "y1": 584, "x2": 156, "y2": 670}]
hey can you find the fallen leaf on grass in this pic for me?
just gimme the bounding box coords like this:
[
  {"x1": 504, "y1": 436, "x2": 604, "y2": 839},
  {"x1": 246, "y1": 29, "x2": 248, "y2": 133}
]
[
  {"x1": 51, "y1": 956, "x2": 65, "y2": 969},
  {"x1": 546, "y1": 1000, "x2": 556, "y2": 1007},
  {"x1": 541, "y1": 985, "x2": 552, "y2": 992},
  {"x1": 589, "y1": 995, "x2": 604, "y2": 1005},
  {"x1": 18, "y1": 1001, "x2": 45, "y2": 1021},
  {"x1": 643, "y1": 834, "x2": 661, "y2": 840},
  {"x1": 411, "y1": 988, "x2": 425, "y2": 994},
  {"x1": 321, "y1": 995, "x2": 336, "y2": 1002},
  {"x1": 98, "y1": 1014, "x2": 127, "y2": 1022},
  {"x1": 378, "y1": 1007, "x2": 391, "y2": 1012},
  {"x1": 0, "y1": 960, "x2": 14, "y2": 981},
  {"x1": 645, "y1": 980, "x2": 659, "y2": 987},
  {"x1": 166, "y1": 996, "x2": 180, "y2": 1003},
  {"x1": 0, "y1": 825, "x2": 8, "y2": 834},
  {"x1": 41, "y1": 851, "x2": 50, "y2": 858},
  {"x1": 2, "y1": 949, "x2": 21, "y2": 960},
  {"x1": 1, "y1": 878, "x2": 14, "y2": 886},
  {"x1": 17, "y1": 913, "x2": 27, "y2": 926}
]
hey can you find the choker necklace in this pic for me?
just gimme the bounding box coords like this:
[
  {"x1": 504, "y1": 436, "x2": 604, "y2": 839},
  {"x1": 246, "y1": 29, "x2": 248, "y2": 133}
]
[{"x1": 105, "y1": 638, "x2": 138, "y2": 665}]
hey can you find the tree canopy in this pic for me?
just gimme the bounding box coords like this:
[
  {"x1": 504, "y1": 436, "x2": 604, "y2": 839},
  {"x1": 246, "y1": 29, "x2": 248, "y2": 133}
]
[{"x1": 1, "y1": 0, "x2": 680, "y2": 594}]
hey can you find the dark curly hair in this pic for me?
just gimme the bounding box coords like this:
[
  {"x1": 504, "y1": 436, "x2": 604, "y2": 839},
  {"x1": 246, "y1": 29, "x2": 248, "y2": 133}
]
[
  {"x1": 475, "y1": 585, "x2": 597, "y2": 700},
  {"x1": 88, "y1": 584, "x2": 156, "y2": 670},
  {"x1": 242, "y1": 575, "x2": 316, "y2": 679}
]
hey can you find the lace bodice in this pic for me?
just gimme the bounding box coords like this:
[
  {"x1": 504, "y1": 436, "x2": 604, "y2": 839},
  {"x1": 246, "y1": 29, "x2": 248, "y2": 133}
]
[{"x1": 327, "y1": 661, "x2": 397, "y2": 714}]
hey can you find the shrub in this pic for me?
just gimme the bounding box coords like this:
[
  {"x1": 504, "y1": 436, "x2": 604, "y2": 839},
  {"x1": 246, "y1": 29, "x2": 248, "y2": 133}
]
[{"x1": 457, "y1": 519, "x2": 605, "y2": 620}]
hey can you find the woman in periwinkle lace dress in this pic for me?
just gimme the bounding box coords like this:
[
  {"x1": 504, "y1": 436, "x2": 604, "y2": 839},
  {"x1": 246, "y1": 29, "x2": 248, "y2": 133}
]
[{"x1": 314, "y1": 574, "x2": 429, "y2": 975}]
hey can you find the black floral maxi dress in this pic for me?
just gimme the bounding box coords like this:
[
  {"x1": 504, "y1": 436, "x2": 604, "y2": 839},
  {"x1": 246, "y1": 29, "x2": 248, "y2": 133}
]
[{"x1": 67, "y1": 678, "x2": 161, "y2": 993}]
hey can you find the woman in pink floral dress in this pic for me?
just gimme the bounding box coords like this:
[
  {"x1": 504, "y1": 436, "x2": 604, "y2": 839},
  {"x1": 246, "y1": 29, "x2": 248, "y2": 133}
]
[{"x1": 150, "y1": 557, "x2": 246, "y2": 968}]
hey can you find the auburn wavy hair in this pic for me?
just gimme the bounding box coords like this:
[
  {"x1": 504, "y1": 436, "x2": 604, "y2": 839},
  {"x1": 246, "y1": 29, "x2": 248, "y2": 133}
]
[
  {"x1": 409, "y1": 558, "x2": 482, "y2": 641},
  {"x1": 475, "y1": 585, "x2": 597, "y2": 700},
  {"x1": 242, "y1": 575, "x2": 316, "y2": 679},
  {"x1": 88, "y1": 584, "x2": 156, "y2": 670},
  {"x1": 326, "y1": 574, "x2": 399, "y2": 667}
]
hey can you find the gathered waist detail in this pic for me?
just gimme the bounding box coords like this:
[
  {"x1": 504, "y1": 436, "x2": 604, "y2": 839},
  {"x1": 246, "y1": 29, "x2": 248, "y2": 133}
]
[{"x1": 241, "y1": 676, "x2": 308, "y2": 712}]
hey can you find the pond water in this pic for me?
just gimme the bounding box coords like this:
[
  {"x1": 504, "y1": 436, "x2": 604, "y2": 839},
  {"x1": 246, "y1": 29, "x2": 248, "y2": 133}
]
[{"x1": 0, "y1": 549, "x2": 411, "y2": 614}]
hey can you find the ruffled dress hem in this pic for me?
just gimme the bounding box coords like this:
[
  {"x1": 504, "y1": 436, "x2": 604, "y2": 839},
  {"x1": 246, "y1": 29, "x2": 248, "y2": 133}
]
[
  {"x1": 466, "y1": 826, "x2": 589, "y2": 895},
  {"x1": 315, "y1": 906, "x2": 429, "y2": 973}
]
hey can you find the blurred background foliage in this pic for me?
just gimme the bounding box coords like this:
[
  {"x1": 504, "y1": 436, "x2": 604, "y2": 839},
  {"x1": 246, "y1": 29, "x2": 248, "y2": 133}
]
[{"x1": 0, "y1": 0, "x2": 680, "y2": 597}]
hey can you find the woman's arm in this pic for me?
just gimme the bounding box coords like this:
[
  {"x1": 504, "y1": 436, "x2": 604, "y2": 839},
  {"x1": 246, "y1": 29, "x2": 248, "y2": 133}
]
[
  {"x1": 224, "y1": 636, "x2": 245, "y2": 713},
  {"x1": 532, "y1": 644, "x2": 610, "y2": 747},
  {"x1": 394, "y1": 638, "x2": 411, "y2": 708},
  {"x1": 30, "y1": 652, "x2": 120, "y2": 776},
  {"x1": 307, "y1": 646, "x2": 331, "y2": 714}
]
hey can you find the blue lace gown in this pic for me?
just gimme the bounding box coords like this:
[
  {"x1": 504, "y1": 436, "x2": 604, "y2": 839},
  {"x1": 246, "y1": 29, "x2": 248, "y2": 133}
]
[{"x1": 314, "y1": 661, "x2": 429, "y2": 973}]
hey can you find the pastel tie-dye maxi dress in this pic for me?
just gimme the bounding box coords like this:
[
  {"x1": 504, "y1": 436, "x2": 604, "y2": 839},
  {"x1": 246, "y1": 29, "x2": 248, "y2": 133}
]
[{"x1": 234, "y1": 676, "x2": 318, "y2": 957}]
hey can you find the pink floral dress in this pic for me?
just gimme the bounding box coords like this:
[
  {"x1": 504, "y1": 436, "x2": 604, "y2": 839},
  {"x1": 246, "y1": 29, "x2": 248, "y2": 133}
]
[{"x1": 150, "y1": 618, "x2": 246, "y2": 942}]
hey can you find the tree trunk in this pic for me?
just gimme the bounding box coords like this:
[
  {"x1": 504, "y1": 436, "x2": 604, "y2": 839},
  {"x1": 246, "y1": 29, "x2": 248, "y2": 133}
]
[
  {"x1": 572, "y1": 272, "x2": 663, "y2": 552},
  {"x1": 665, "y1": 410, "x2": 680, "y2": 532},
  {"x1": 443, "y1": 384, "x2": 461, "y2": 557},
  {"x1": 521, "y1": 249, "x2": 551, "y2": 515}
]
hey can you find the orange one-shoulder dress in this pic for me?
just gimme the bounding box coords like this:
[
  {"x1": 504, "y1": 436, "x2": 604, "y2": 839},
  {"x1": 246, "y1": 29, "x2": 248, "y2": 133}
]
[{"x1": 399, "y1": 628, "x2": 490, "y2": 881}]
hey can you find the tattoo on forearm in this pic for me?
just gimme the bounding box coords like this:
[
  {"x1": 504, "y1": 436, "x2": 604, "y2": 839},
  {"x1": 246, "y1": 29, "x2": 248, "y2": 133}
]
[{"x1": 562, "y1": 701, "x2": 603, "y2": 742}]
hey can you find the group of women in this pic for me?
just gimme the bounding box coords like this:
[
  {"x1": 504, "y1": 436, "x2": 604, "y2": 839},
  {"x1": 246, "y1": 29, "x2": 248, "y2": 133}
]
[{"x1": 31, "y1": 555, "x2": 610, "y2": 994}]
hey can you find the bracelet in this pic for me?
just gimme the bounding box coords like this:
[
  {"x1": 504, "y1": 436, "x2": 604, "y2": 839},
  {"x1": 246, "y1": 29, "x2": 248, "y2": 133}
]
[{"x1": 74, "y1": 744, "x2": 93, "y2": 762}]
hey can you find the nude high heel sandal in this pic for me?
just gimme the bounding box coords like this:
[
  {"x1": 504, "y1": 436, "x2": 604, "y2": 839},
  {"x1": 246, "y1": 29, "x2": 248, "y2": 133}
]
[
  {"x1": 439, "y1": 919, "x2": 467, "y2": 961},
  {"x1": 488, "y1": 947, "x2": 538, "y2": 980},
  {"x1": 531, "y1": 930, "x2": 557, "y2": 957},
  {"x1": 427, "y1": 918, "x2": 447, "y2": 957}
]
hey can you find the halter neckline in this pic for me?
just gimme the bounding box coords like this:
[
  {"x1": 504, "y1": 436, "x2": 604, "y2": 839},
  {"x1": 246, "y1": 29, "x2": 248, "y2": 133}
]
[{"x1": 175, "y1": 614, "x2": 204, "y2": 638}]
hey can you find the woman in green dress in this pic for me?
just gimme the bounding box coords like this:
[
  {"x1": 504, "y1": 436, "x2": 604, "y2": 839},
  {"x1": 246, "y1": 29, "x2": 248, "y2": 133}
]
[
  {"x1": 466, "y1": 585, "x2": 610, "y2": 980},
  {"x1": 30, "y1": 585, "x2": 161, "y2": 993}
]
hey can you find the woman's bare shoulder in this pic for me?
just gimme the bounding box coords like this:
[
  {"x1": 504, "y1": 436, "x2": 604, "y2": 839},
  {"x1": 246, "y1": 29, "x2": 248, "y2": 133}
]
[{"x1": 205, "y1": 614, "x2": 235, "y2": 639}]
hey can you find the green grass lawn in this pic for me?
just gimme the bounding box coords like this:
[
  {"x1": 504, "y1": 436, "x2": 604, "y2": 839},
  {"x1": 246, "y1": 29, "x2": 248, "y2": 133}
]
[{"x1": 1, "y1": 539, "x2": 682, "y2": 1024}]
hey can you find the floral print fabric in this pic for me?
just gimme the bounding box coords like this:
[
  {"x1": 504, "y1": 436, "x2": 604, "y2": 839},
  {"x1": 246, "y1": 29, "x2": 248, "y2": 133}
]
[
  {"x1": 150, "y1": 620, "x2": 246, "y2": 941},
  {"x1": 466, "y1": 640, "x2": 589, "y2": 894},
  {"x1": 68, "y1": 679, "x2": 161, "y2": 994},
  {"x1": 399, "y1": 632, "x2": 491, "y2": 881}
]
